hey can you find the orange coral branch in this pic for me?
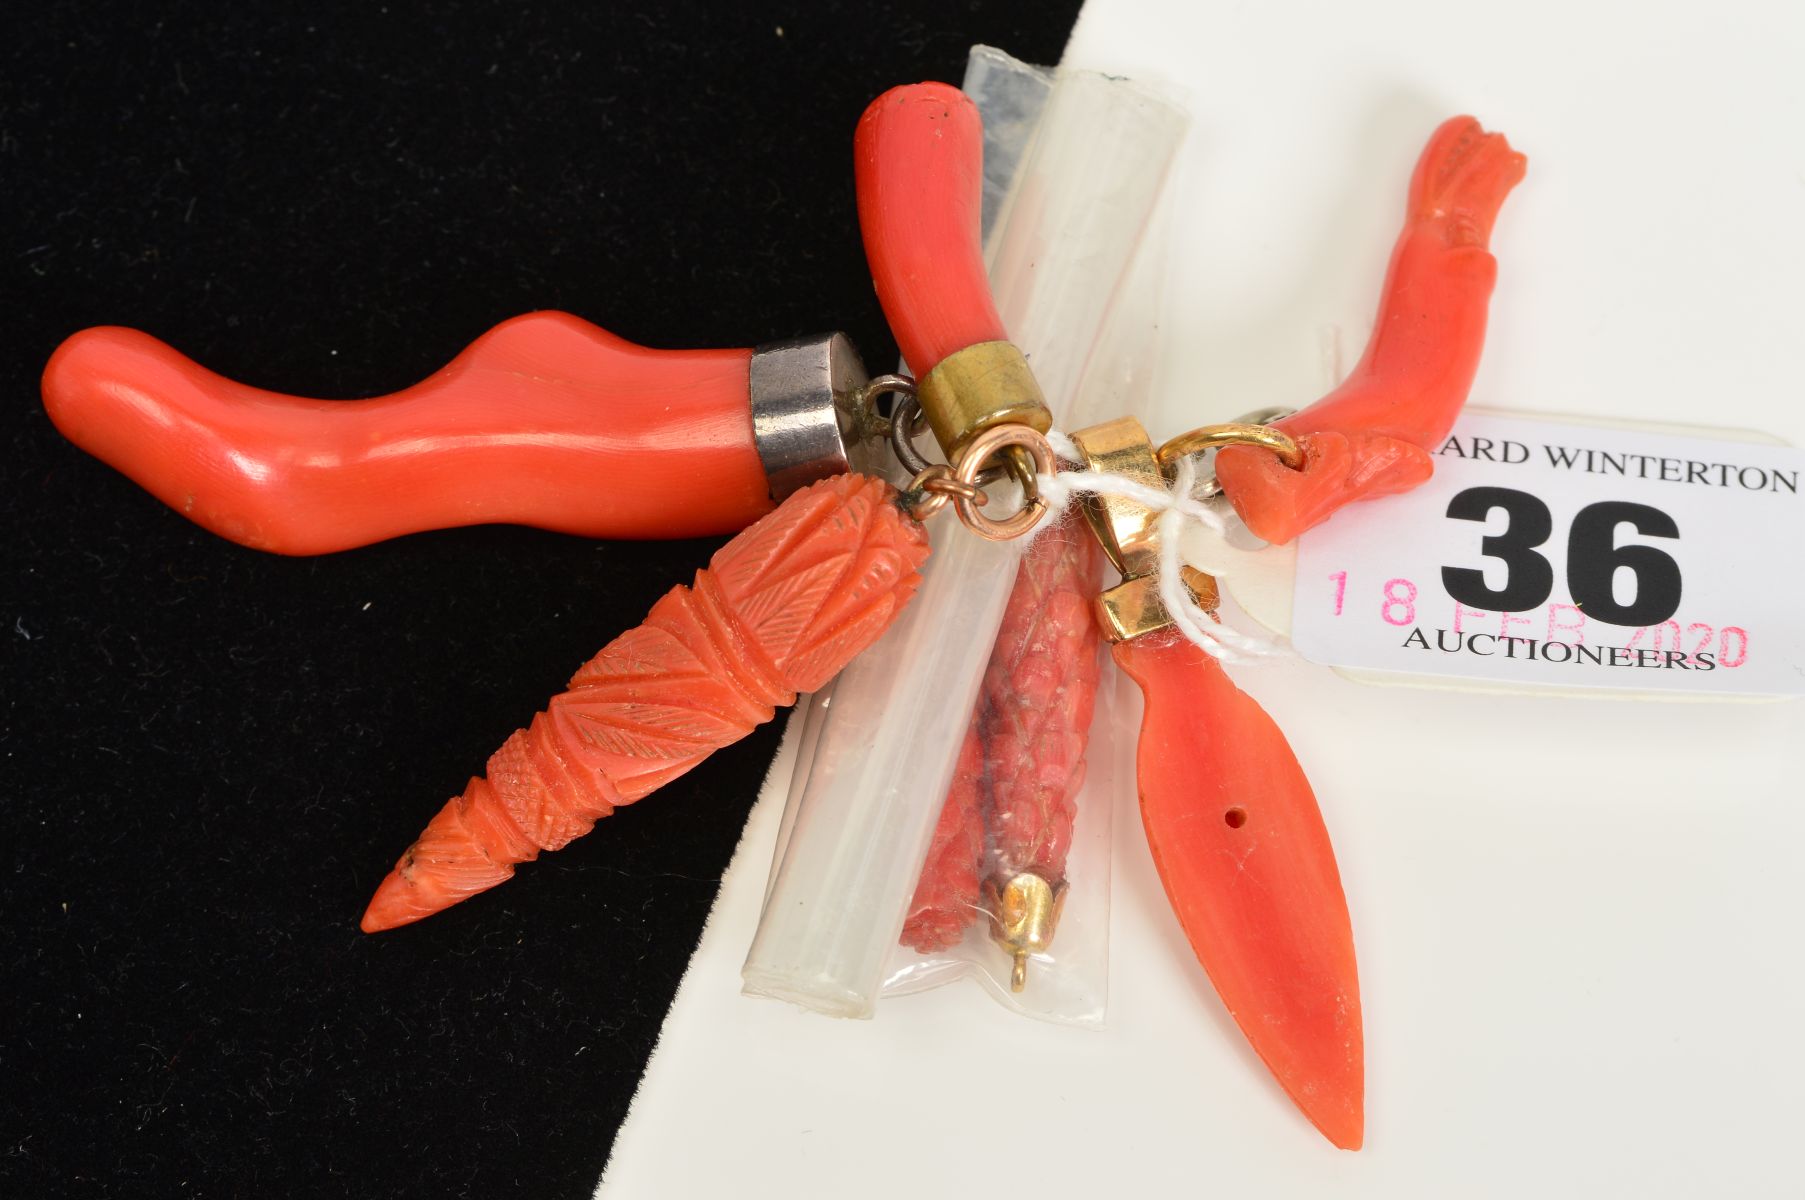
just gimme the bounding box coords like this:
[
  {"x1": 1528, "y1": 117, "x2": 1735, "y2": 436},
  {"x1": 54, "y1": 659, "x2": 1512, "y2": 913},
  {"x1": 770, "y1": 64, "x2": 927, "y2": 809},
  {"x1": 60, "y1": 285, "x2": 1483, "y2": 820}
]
[{"x1": 1217, "y1": 117, "x2": 1526, "y2": 544}]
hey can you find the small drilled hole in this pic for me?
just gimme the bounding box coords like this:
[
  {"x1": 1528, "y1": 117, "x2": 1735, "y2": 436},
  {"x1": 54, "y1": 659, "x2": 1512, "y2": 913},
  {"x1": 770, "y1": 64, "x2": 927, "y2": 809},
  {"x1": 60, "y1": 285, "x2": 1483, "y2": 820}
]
[{"x1": 1224, "y1": 807, "x2": 1247, "y2": 829}]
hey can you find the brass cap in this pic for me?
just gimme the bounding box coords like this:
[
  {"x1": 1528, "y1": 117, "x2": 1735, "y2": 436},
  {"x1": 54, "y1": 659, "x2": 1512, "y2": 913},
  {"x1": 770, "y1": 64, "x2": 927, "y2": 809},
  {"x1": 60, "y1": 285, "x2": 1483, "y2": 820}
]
[
  {"x1": 915, "y1": 341, "x2": 1051, "y2": 462},
  {"x1": 984, "y1": 870, "x2": 1068, "y2": 992}
]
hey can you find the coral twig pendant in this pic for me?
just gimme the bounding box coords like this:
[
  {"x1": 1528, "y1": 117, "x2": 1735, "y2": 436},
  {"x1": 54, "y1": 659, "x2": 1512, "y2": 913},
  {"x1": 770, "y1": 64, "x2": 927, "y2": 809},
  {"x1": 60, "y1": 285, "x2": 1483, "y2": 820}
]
[{"x1": 362, "y1": 473, "x2": 931, "y2": 931}]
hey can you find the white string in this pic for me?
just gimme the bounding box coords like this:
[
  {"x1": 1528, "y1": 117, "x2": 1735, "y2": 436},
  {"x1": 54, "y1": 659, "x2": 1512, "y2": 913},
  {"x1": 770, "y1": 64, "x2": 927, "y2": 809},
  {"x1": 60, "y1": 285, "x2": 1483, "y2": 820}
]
[{"x1": 1034, "y1": 430, "x2": 1290, "y2": 666}]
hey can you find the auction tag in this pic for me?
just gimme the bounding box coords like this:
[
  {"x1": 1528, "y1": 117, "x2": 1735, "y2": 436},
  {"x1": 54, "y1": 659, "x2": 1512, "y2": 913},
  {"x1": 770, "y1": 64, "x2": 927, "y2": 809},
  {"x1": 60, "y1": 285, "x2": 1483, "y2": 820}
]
[{"x1": 1290, "y1": 412, "x2": 1805, "y2": 697}]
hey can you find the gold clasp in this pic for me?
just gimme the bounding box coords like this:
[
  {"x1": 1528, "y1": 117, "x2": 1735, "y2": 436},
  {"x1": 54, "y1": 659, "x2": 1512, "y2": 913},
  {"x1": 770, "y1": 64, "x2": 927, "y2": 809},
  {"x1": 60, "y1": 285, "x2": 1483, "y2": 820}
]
[
  {"x1": 1070, "y1": 417, "x2": 1307, "y2": 640},
  {"x1": 1071, "y1": 417, "x2": 1220, "y2": 641},
  {"x1": 1155, "y1": 422, "x2": 1304, "y2": 475},
  {"x1": 900, "y1": 422, "x2": 1057, "y2": 540}
]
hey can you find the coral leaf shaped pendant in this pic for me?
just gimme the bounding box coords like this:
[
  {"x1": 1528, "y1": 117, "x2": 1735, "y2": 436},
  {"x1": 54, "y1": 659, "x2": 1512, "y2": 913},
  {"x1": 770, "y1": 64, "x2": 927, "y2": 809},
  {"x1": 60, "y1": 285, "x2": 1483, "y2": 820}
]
[{"x1": 1114, "y1": 633, "x2": 1364, "y2": 1150}]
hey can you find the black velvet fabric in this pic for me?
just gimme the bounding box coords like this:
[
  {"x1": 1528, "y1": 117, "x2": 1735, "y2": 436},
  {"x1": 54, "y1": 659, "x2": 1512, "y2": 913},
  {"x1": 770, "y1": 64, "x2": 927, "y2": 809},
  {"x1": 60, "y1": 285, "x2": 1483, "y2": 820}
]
[{"x1": 1, "y1": 4, "x2": 1084, "y2": 1195}]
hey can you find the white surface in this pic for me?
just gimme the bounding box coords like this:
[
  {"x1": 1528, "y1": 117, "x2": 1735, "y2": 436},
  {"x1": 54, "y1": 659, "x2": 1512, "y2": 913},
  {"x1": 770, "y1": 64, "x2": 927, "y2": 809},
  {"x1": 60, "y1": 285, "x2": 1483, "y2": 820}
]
[
  {"x1": 1289, "y1": 412, "x2": 1805, "y2": 695},
  {"x1": 600, "y1": 3, "x2": 1805, "y2": 1195}
]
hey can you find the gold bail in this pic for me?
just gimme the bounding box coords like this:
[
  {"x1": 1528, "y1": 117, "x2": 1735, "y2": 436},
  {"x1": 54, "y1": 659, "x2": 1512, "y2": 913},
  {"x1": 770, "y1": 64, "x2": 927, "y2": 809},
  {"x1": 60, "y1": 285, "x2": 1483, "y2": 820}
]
[
  {"x1": 1069, "y1": 417, "x2": 1219, "y2": 642},
  {"x1": 985, "y1": 870, "x2": 1068, "y2": 992}
]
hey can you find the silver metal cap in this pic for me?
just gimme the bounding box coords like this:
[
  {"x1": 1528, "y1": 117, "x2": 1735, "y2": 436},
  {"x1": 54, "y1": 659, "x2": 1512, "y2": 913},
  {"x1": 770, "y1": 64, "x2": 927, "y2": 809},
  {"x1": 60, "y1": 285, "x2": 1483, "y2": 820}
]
[{"x1": 748, "y1": 333, "x2": 870, "y2": 500}]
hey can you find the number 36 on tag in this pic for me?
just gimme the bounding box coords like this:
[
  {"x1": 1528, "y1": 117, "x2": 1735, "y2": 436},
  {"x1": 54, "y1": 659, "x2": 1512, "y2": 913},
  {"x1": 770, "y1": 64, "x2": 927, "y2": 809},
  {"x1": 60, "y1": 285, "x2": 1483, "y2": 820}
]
[{"x1": 1290, "y1": 413, "x2": 1805, "y2": 698}]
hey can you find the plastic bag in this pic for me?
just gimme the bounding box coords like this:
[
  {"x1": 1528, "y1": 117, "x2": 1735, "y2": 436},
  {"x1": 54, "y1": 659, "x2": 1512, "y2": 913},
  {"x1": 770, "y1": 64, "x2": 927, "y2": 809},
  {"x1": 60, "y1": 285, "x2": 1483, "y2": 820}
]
[{"x1": 741, "y1": 46, "x2": 1187, "y2": 1026}]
